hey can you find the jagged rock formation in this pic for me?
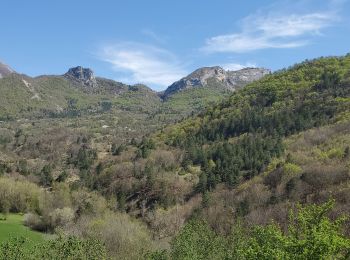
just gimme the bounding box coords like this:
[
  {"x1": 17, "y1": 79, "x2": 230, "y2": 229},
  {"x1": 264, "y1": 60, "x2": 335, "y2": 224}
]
[
  {"x1": 0, "y1": 61, "x2": 15, "y2": 78},
  {"x1": 162, "y1": 66, "x2": 270, "y2": 98},
  {"x1": 64, "y1": 66, "x2": 97, "y2": 88},
  {"x1": 226, "y1": 67, "x2": 271, "y2": 88}
]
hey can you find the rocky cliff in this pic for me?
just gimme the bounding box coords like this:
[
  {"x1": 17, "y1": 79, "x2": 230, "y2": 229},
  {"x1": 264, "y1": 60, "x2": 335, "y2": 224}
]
[
  {"x1": 64, "y1": 66, "x2": 97, "y2": 88},
  {"x1": 162, "y1": 66, "x2": 270, "y2": 98}
]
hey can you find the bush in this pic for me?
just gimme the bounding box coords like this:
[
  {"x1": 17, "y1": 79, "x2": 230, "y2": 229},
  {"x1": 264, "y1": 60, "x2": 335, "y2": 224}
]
[
  {"x1": 302, "y1": 164, "x2": 349, "y2": 189},
  {"x1": 23, "y1": 213, "x2": 45, "y2": 231},
  {"x1": 49, "y1": 207, "x2": 75, "y2": 229},
  {"x1": 65, "y1": 212, "x2": 153, "y2": 259},
  {"x1": 0, "y1": 177, "x2": 42, "y2": 213}
]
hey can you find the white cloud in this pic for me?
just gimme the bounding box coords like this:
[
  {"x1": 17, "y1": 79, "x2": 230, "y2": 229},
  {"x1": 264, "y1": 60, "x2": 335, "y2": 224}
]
[
  {"x1": 222, "y1": 62, "x2": 257, "y2": 71},
  {"x1": 99, "y1": 42, "x2": 187, "y2": 89},
  {"x1": 202, "y1": 6, "x2": 339, "y2": 53}
]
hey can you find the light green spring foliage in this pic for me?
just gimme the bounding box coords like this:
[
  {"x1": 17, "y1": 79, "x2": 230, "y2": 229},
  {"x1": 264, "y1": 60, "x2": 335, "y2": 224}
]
[
  {"x1": 170, "y1": 220, "x2": 226, "y2": 260},
  {"x1": 149, "y1": 200, "x2": 350, "y2": 260},
  {"x1": 0, "y1": 235, "x2": 107, "y2": 260},
  {"x1": 246, "y1": 200, "x2": 350, "y2": 259}
]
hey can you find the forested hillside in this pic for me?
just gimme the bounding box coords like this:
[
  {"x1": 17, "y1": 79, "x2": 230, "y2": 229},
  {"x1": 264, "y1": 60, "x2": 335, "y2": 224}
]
[
  {"x1": 1, "y1": 54, "x2": 350, "y2": 259},
  {"x1": 162, "y1": 55, "x2": 350, "y2": 189}
]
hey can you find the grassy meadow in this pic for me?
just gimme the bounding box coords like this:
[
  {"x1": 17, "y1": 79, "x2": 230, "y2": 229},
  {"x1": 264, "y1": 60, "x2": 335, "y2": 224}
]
[{"x1": 0, "y1": 214, "x2": 44, "y2": 245}]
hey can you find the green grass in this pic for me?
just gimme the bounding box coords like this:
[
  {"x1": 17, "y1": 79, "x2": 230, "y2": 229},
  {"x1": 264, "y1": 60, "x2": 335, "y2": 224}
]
[{"x1": 0, "y1": 214, "x2": 44, "y2": 246}]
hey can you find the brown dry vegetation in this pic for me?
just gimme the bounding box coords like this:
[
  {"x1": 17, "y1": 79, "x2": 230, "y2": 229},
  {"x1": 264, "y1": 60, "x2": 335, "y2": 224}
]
[{"x1": 198, "y1": 120, "x2": 350, "y2": 234}]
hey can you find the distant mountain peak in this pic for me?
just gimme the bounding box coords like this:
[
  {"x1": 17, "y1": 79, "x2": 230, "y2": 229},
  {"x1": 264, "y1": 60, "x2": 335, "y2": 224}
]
[
  {"x1": 0, "y1": 61, "x2": 15, "y2": 78},
  {"x1": 162, "y1": 66, "x2": 270, "y2": 99},
  {"x1": 64, "y1": 66, "x2": 97, "y2": 87}
]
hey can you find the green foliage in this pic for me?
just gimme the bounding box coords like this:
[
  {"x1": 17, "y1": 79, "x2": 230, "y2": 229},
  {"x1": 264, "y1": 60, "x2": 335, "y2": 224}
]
[
  {"x1": 99, "y1": 100, "x2": 112, "y2": 112},
  {"x1": 39, "y1": 165, "x2": 53, "y2": 187},
  {"x1": 289, "y1": 200, "x2": 350, "y2": 259},
  {"x1": 160, "y1": 200, "x2": 350, "y2": 259},
  {"x1": 69, "y1": 146, "x2": 97, "y2": 171},
  {"x1": 171, "y1": 220, "x2": 225, "y2": 260},
  {"x1": 0, "y1": 237, "x2": 28, "y2": 260},
  {"x1": 35, "y1": 235, "x2": 107, "y2": 260},
  {"x1": 188, "y1": 134, "x2": 283, "y2": 191},
  {"x1": 145, "y1": 250, "x2": 169, "y2": 260},
  {"x1": 0, "y1": 177, "x2": 42, "y2": 214},
  {"x1": 73, "y1": 211, "x2": 153, "y2": 259},
  {"x1": 316, "y1": 69, "x2": 341, "y2": 92},
  {"x1": 165, "y1": 56, "x2": 350, "y2": 192},
  {"x1": 283, "y1": 162, "x2": 302, "y2": 175},
  {"x1": 0, "y1": 235, "x2": 107, "y2": 260},
  {"x1": 201, "y1": 191, "x2": 210, "y2": 208},
  {"x1": 56, "y1": 171, "x2": 68, "y2": 182},
  {"x1": 111, "y1": 143, "x2": 125, "y2": 156},
  {"x1": 17, "y1": 159, "x2": 29, "y2": 176},
  {"x1": 162, "y1": 85, "x2": 231, "y2": 116},
  {"x1": 137, "y1": 138, "x2": 156, "y2": 158},
  {"x1": 246, "y1": 200, "x2": 350, "y2": 259},
  {"x1": 2, "y1": 55, "x2": 350, "y2": 259}
]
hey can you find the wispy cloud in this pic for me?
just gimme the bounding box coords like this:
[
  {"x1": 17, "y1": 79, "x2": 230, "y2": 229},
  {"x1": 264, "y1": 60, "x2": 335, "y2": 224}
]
[
  {"x1": 202, "y1": 3, "x2": 340, "y2": 53},
  {"x1": 99, "y1": 42, "x2": 187, "y2": 89},
  {"x1": 141, "y1": 29, "x2": 167, "y2": 44}
]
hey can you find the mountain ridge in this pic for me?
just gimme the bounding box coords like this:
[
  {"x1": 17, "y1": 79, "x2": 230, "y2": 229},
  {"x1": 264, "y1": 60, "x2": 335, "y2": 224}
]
[
  {"x1": 162, "y1": 66, "x2": 270, "y2": 98},
  {"x1": 0, "y1": 61, "x2": 15, "y2": 78},
  {"x1": 0, "y1": 62, "x2": 269, "y2": 119},
  {"x1": 0, "y1": 61, "x2": 270, "y2": 95}
]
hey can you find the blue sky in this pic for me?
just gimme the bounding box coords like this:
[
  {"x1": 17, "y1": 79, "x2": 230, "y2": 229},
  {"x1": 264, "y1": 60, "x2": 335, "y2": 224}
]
[{"x1": 1, "y1": 0, "x2": 349, "y2": 90}]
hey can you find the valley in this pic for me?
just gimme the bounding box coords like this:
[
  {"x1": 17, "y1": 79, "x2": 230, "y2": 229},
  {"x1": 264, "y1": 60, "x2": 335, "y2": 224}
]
[{"x1": 1, "y1": 54, "x2": 350, "y2": 259}]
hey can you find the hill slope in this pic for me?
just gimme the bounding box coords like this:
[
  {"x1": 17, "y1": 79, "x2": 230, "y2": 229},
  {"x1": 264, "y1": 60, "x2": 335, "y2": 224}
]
[
  {"x1": 146, "y1": 54, "x2": 350, "y2": 229},
  {"x1": 162, "y1": 55, "x2": 350, "y2": 180},
  {"x1": 1, "y1": 54, "x2": 350, "y2": 259},
  {"x1": 0, "y1": 62, "x2": 15, "y2": 78}
]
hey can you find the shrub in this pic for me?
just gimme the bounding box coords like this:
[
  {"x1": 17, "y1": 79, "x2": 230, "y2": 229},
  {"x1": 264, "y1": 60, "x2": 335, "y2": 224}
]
[
  {"x1": 23, "y1": 213, "x2": 44, "y2": 231},
  {"x1": 283, "y1": 163, "x2": 302, "y2": 176},
  {"x1": 302, "y1": 164, "x2": 349, "y2": 189},
  {"x1": 65, "y1": 212, "x2": 153, "y2": 259},
  {"x1": 49, "y1": 207, "x2": 75, "y2": 229},
  {"x1": 0, "y1": 177, "x2": 42, "y2": 213}
]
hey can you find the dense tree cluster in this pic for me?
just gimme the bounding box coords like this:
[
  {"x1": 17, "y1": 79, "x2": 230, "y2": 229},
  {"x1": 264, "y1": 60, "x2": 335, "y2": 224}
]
[{"x1": 171, "y1": 66, "x2": 350, "y2": 192}]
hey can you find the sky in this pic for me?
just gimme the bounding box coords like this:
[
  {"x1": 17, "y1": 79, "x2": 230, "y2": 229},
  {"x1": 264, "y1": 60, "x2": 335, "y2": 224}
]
[{"x1": 1, "y1": 0, "x2": 350, "y2": 90}]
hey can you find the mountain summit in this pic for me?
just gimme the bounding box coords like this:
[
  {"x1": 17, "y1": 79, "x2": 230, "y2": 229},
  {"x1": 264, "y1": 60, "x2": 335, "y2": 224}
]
[
  {"x1": 0, "y1": 61, "x2": 15, "y2": 78},
  {"x1": 162, "y1": 66, "x2": 270, "y2": 98},
  {"x1": 64, "y1": 66, "x2": 97, "y2": 87}
]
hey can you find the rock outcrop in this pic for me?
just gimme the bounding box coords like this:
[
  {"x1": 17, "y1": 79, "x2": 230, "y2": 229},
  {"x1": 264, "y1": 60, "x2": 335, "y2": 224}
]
[
  {"x1": 64, "y1": 66, "x2": 97, "y2": 87},
  {"x1": 162, "y1": 66, "x2": 270, "y2": 98}
]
